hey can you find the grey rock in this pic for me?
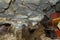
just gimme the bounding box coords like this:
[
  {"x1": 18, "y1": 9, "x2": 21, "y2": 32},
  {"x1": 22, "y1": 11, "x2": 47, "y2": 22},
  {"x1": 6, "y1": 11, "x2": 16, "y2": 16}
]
[
  {"x1": 48, "y1": 0, "x2": 59, "y2": 5},
  {"x1": 15, "y1": 15, "x2": 28, "y2": 19},
  {"x1": 0, "y1": 0, "x2": 11, "y2": 3},
  {"x1": 0, "y1": 0, "x2": 11, "y2": 12},
  {"x1": 0, "y1": 0, "x2": 56, "y2": 26},
  {"x1": 25, "y1": 3, "x2": 38, "y2": 11},
  {"x1": 55, "y1": 2, "x2": 60, "y2": 11},
  {"x1": 23, "y1": 0, "x2": 41, "y2": 5},
  {"x1": 29, "y1": 14, "x2": 44, "y2": 21}
]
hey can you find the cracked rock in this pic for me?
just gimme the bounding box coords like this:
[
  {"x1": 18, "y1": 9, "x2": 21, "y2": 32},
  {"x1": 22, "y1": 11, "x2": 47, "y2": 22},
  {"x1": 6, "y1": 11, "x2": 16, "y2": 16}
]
[
  {"x1": 5, "y1": 5, "x2": 15, "y2": 15},
  {"x1": 0, "y1": 0, "x2": 12, "y2": 13}
]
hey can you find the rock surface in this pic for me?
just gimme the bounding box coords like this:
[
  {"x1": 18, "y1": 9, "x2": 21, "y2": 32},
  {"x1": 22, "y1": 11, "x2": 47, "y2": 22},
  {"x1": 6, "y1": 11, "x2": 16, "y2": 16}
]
[{"x1": 0, "y1": 0, "x2": 59, "y2": 40}]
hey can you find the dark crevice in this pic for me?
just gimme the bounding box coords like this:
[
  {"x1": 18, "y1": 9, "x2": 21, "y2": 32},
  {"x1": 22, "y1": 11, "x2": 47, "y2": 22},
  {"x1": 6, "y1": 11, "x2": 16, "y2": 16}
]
[{"x1": 28, "y1": 28, "x2": 36, "y2": 34}]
